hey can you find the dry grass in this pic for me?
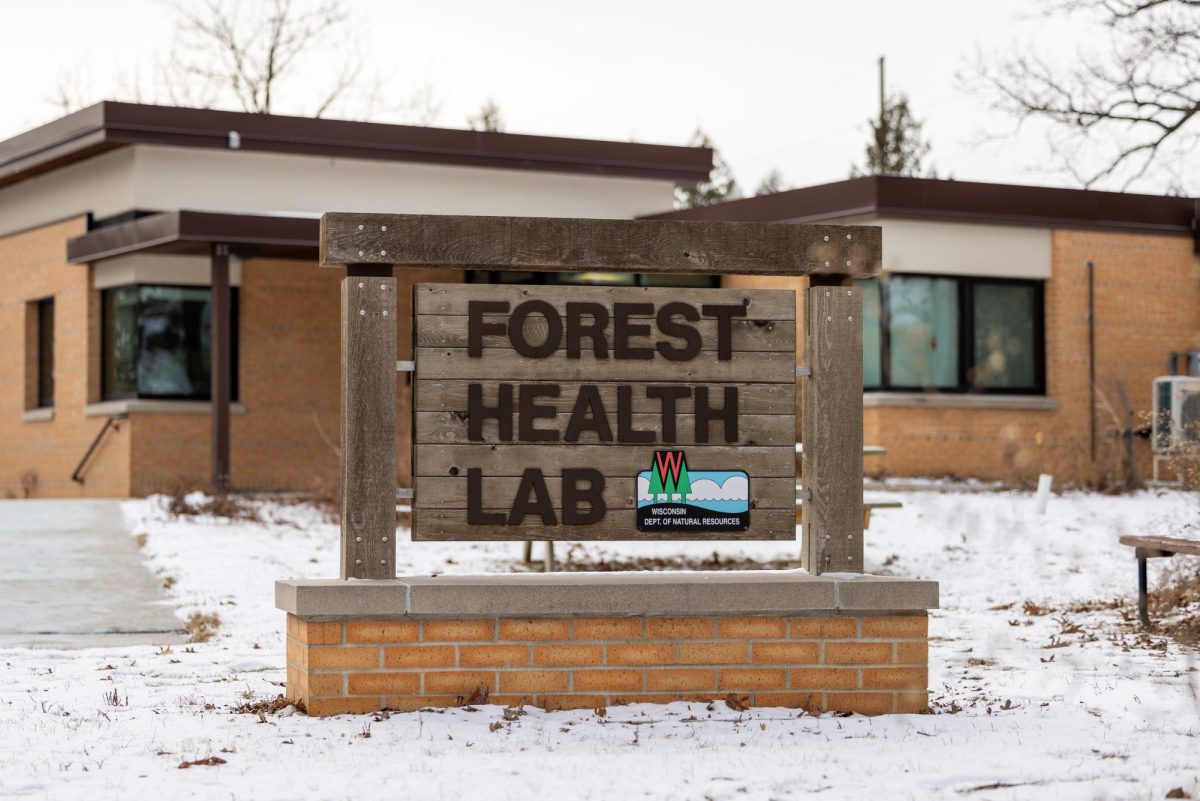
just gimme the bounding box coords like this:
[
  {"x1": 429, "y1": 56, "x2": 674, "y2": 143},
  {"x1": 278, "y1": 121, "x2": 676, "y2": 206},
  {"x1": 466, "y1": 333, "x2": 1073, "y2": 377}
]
[
  {"x1": 558, "y1": 548, "x2": 802, "y2": 572},
  {"x1": 230, "y1": 693, "x2": 301, "y2": 716},
  {"x1": 166, "y1": 487, "x2": 262, "y2": 522},
  {"x1": 1150, "y1": 562, "x2": 1200, "y2": 645},
  {"x1": 186, "y1": 612, "x2": 222, "y2": 643}
]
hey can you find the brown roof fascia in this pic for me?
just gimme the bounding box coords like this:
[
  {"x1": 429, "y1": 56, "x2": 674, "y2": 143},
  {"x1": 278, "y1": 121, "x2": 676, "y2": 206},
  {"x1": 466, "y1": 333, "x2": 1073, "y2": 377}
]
[
  {"x1": 3, "y1": 102, "x2": 713, "y2": 189},
  {"x1": 646, "y1": 175, "x2": 1199, "y2": 237},
  {"x1": 67, "y1": 211, "x2": 321, "y2": 263},
  {"x1": 0, "y1": 105, "x2": 118, "y2": 188}
]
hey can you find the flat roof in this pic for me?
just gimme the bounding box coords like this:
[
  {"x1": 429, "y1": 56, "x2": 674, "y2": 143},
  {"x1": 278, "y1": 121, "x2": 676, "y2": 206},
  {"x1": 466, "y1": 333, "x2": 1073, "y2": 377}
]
[
  {"x1": 647, "y1": 175, "x2": 1200, "y2": 239},
  {"x1": 1, "y1": 102, "x2": 713, "y2": 189},
  {"x1": 66, "y1": 211, "x2": 320, "y2": 263}
]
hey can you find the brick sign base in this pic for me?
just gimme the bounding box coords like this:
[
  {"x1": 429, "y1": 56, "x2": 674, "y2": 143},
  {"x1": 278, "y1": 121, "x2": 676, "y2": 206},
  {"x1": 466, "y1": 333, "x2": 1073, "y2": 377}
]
[{"x1": 277, "y1": 573, "x2": 938, "y2": 716}]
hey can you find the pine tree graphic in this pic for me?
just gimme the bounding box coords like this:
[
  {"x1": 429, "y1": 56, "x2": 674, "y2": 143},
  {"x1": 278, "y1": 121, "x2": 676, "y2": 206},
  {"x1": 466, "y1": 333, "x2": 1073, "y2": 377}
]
[
  {"x1": 676, "y1": 461, "x2": 692, "y2": 503},
  {"x1": 649, "y1": 461, "x2": 665, "y2": 501}
]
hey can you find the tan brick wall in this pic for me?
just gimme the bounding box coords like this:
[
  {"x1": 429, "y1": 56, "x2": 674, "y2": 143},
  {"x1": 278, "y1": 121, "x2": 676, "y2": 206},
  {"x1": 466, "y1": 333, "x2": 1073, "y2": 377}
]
[
  {"x1": 129, "y1": 262, "x2": 464, "y2": 496},
  {"x1": 0, "y1": 218, "x2": 131, "y2": 498},
  {"x1": 285, "y1": 613, "x2": 930, "y2": 716},
  {"x1": 1, "y1": 219, "x2": 470, "y2": 498},
  {"x1": 728, "y1": 229, "x2": 1200, "y2": 485}
]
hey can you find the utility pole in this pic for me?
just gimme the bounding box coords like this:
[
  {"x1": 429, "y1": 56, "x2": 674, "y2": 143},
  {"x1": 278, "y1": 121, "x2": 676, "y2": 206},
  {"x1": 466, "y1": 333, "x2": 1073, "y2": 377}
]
[{"x1": 876, "y1": 55, "x2": 886, "y2": 174}]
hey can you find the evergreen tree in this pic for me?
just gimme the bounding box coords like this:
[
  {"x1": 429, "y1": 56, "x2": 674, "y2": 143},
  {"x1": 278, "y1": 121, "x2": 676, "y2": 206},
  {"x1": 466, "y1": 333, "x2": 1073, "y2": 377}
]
[
  {"x1": 851, "y1": 93, "x2": 934, "y2": 178},
  {"x1": 649, "y1": 466, "x2": 664, "y2": 499},
  {"x1": 663, "y1": 470, "x2": 677, "y2": 498},
  {"x1": 674, "y1": 128, "x2": 739, "y2": 209},
  {"x1": 755, "y1": 168, "x2": 788, "y2": 195},
  {"x1": 675, "y1": 461, "x2": 692, "y2": 501}
]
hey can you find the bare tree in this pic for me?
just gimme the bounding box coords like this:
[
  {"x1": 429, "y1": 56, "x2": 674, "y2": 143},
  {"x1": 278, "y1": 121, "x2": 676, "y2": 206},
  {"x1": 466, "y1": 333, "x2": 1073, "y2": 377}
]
[
  {"x1": 170, "y1": 0, "x2": 363, "y2": 117},
  {"x1": 971, "y1": 0, "x2": 1200, "y2": 190},
  {"x1": 45, "y1": 0, "x2": 442, "y2": 125},
  {"x1": 467, "y1": 98, "x2": 505, "y2": 132}
]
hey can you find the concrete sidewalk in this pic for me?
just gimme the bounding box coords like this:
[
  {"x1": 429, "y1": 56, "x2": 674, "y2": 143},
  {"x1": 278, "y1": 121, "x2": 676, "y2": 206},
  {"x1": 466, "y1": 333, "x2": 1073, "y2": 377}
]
[{"x1": 0, "y1": 499, "x2": 185, "y2": 649}]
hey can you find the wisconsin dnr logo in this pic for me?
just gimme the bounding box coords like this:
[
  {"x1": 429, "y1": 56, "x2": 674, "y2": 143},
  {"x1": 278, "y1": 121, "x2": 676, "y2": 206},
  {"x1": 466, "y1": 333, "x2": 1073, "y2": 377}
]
[{"x1": 636, "y1": 450, "x2": 750, "y2": 533}]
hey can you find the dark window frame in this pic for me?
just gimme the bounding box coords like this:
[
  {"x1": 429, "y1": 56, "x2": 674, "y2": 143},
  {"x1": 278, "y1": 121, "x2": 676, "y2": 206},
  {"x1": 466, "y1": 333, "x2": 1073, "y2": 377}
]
[
  {"x1": 863, "y1": 272, "x2": 1045, "y2": 396},
  {"x1": 100, "y1": 283, "x2": 239, "y2": 402},
  {"x1": 36, "y1": 297, "x2": 54, "y2": 409}
]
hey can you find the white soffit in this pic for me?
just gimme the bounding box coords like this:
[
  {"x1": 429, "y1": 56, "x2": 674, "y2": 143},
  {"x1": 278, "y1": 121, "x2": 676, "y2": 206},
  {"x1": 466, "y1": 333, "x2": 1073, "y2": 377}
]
[
  {"x1": 0, "y1": 149, "x2": 136, "y2": 238},
  {"x1": 93, "y1": 253, "x2": 243, "y2": 289},
  {"x1": 130, "y1": 146, "x2": 678, "y2": 221},
  {"x1": 876, "y1": 217, "x2": 1051, "y2": 279}
]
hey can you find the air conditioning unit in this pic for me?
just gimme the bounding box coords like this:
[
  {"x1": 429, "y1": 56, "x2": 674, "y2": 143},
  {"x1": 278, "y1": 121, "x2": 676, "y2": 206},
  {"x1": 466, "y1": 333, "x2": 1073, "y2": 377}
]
[{"x1": 1153, "y1": 376, "x2": 1200, "y2": 452}]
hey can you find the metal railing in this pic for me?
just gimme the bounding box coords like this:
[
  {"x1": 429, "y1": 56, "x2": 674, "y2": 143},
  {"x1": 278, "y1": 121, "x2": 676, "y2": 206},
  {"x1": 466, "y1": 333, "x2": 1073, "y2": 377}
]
[{"x1": 71, "y1": 414, "x2": 127, "y2": 484}]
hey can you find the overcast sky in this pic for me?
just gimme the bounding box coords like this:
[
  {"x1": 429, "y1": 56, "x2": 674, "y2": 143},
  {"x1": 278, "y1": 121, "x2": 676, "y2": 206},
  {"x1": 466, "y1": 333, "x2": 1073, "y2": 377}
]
[{"x1": 2, "y1": 0, "x2": 1177, "y2": 197}]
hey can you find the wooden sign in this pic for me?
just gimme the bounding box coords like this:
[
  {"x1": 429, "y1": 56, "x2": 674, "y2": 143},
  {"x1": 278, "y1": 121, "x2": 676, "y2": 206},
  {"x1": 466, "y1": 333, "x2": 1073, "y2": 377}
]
[{"x1": 411, "y1": 283, "x2": 796, "y2": 541}]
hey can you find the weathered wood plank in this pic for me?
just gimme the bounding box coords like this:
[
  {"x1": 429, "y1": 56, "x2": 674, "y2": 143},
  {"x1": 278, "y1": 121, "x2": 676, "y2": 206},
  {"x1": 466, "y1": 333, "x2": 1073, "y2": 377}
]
[
  {"x1": 414, "y1": 411, "x2": 793, "y2": 447},
  {"x1": 414, "y1": 284, "x2": 796, "y2": 320},
  {"x1": 340, "y1": 275, "x2": 397, "y2": 579},
  {"x1": 411, "y1": 508, "x2": 797, "y2": 541},
  {"x1": 417, "y1": 316, "x2": 797, "y2": 352},
  {"x1": 322, "y1": 214, "x2": 881, "y2": 276},
  {"x1": 1119, "y1": 535, "x2": 1200, "y2": 556},
  {"x1": 415, "y1": 444, "x2": 794, "y2": 478},
  {"x1": 415, "y1": 347, "x2": 797, "y2": 383},
  {"x1": 415, "y1": 381, "x2": 796, "y2": 415},
  {"x1": 413, "y1": 476, "x2": 797, "y2": 510},
  {"x1": 801, "y1": 284, "x2": 863, "y2": 574}
]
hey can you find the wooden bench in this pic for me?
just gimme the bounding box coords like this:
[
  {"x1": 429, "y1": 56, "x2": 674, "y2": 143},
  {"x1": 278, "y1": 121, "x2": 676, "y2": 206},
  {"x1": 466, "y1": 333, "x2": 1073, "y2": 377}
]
[
  {"x1": 795, "y1": 498, "x2": 902, "y2": 529},
  {"x1": 1118, "y1": 535, "x2": 1200, "y2": 626},
  {"x1": 795, "y1": 442, "x2": 885, "y2": 473}
]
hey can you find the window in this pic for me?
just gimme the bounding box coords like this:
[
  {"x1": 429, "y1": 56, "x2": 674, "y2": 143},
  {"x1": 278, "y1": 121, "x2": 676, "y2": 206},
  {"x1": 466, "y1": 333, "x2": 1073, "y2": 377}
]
[
  {"x1": 34, "y1": 298, "x2": 54, "y2": 408},
  {"x1": 858, "y1": 274, "x2": 1044, "y2": 394},
  {"x1": 469, "y1": 271, "x2": 718, "y2": 289},
  {"x1": 101, "y1": 285, "x2": 238, "y2": 401}
]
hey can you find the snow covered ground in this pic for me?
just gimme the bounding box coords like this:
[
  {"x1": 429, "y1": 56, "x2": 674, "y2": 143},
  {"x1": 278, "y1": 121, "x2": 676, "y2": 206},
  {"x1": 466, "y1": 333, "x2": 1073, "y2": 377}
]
[{"x1": 0, "y1": 487, "x2": 1197, "y2": 801}]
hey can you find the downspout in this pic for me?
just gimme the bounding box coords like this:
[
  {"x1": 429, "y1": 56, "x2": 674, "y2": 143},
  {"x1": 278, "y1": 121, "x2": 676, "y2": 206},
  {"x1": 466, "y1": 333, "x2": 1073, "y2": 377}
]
[{"x1": 1086, "y1": 260, "x2": 1096, "y2": 462}]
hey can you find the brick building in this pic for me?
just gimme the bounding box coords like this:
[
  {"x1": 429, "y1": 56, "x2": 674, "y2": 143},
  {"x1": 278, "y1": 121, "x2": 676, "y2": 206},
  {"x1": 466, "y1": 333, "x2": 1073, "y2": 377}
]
[
  {"x1": 3, "y1": 102, "x2": 1197, "y2": 497},
  {"x1": 0, "y1": 102, "x2": 711, "y2": 498},
  {"x1": 654, "y1": 178, "x2": 1200, "y2": 485}
]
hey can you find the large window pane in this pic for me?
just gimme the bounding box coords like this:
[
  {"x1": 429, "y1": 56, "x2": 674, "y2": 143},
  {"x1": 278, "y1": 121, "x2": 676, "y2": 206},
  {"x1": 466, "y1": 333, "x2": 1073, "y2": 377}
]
[
  {"x1": 972, "y1": 282, "x2": 1037, "y2": 389},
  {"x1": 857, "y1": 278, "x2": 882, "y2": 388},
  {"x1": 887, "y1": 276, "x2": 958, "y2": 388},
  {"x1": 102, "y1": 285, "x2": 238, "y2": 401},
  {"x1": 136, "y1": 285, "x2": 212, "y2": 398},
  {"x1": 103, "y1": 287, "x2": 139, "y2": 398}
]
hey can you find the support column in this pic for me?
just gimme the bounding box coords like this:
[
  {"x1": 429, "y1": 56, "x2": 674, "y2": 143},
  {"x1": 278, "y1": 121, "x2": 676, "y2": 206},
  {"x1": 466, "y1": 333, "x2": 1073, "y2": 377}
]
[
  {"x1": 802, "y1": 277, "x2": 864, "y2": 574},
  {"x1": 341, "y1": 266, "x2": 397, "y2": 580},
  {"x1": 211, "y1": 242, "x2": 232, "y2": 492}
]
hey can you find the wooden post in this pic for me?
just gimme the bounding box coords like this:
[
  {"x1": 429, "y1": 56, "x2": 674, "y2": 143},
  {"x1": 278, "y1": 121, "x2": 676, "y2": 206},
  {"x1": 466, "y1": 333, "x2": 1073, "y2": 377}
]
[
  {"x1": 341, "y1": 267, "x2": 397, "y2": 580},
  {"x1": 802, "y1": 281, "x2": 864, "y2": 573},
  {"x1": 210, "y1": 242, "x2": 232, "y2": 492}
]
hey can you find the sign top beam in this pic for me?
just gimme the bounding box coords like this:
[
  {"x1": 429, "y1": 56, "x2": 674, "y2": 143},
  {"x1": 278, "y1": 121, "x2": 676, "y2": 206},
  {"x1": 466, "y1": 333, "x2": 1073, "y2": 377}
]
[{"x1": 320, "y1": 213, "x2": 880, "y2": 277}]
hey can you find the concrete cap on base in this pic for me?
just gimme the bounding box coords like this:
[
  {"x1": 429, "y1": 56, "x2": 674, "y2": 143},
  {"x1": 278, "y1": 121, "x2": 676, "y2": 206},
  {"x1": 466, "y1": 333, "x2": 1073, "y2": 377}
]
[{"x1": 276, "y1": 571, "x2": 939, "y2": 620}]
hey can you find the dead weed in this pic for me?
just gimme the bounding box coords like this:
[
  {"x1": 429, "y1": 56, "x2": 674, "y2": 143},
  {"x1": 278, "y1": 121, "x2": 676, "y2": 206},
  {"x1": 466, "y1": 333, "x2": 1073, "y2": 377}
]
[{"x1": 186, "y1": 612, "x2": 221, "y2": 643}]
